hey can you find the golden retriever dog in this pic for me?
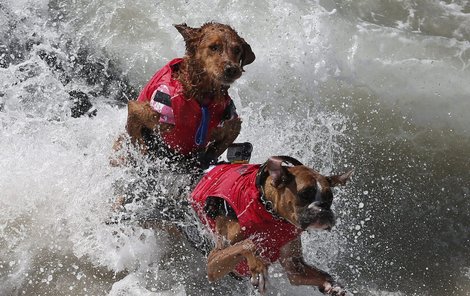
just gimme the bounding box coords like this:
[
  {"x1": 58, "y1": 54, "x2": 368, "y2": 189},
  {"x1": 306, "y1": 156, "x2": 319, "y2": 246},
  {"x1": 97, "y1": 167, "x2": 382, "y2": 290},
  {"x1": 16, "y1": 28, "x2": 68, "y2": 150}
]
[{"x1": 113, "y1": 23, "x2": 255, "y2": 169}]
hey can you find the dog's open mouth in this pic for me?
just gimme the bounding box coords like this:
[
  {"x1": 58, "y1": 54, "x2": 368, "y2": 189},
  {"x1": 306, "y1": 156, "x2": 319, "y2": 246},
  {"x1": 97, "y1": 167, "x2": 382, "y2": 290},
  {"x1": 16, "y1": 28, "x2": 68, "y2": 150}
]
[{"x1": 298, "y1": 206, "x2": 335, "y2": 231}]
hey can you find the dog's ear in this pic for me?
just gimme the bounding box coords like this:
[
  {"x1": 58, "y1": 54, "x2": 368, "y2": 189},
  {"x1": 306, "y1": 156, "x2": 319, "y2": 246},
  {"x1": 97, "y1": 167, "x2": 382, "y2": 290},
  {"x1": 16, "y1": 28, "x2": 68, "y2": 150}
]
[
  {"x1": 266, "y1": 156, "x2": 293, "y2": 188},
  {"x1": 174, "y1": 23, "x2": 200, "y2": 55},
  {"x1": 327, "y1": 169, "x2": 354, "y2": 187},
  {"x1": 240, "y1": 38, "x2": 255, "y2": 69}
]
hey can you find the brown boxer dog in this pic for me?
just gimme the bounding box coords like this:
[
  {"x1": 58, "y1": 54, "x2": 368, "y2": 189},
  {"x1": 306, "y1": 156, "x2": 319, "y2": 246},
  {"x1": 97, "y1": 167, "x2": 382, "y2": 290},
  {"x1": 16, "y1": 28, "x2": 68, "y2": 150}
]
[{"x1": 190, "y1": 156, "x2": 352, "y2": 295}]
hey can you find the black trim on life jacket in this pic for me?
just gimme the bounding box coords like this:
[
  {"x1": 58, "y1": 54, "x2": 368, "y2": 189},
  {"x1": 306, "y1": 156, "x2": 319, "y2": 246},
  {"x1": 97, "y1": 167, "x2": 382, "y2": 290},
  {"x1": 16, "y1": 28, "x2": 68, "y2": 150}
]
[{"x1": 153, "y1": 91, "x2": 172, "y2": 106}]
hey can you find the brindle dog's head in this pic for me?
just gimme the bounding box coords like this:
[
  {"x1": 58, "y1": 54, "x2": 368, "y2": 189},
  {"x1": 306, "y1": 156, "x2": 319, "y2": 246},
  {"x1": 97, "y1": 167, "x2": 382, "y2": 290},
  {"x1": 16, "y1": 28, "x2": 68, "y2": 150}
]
[
  {"x1": 174, "y1": 23, "x2": 255, "y2": 86},
  {"x1": 263, "y1": 156, "x2": 353, "y2": 231}
]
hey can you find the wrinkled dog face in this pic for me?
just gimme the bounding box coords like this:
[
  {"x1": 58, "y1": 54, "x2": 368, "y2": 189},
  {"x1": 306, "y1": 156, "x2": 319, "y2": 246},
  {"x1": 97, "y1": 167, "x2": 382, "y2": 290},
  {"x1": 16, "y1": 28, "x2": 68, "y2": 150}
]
[
  {"x1": 265, "y1": 157, "x2": 353, "y2": 231},
  {"x1": 175, "y1": 23, "x2": 255, "y2": 86},
  {"x1": 290, "y1": 167, "x2": 338, "y2": 231}
]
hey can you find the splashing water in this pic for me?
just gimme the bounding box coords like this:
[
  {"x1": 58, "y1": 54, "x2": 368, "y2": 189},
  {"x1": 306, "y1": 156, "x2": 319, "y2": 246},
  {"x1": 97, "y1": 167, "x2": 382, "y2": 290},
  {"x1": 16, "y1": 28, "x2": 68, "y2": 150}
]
[{"x1": 1, "y1": 0, "x2": 470, "y2": 295}]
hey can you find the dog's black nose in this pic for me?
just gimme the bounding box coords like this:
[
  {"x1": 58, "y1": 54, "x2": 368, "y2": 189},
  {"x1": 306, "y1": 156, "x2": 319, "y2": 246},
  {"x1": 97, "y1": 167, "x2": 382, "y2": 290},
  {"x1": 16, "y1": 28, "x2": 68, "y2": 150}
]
[
  {"x1": 224, "y1": 65, "x2": 240, "y2": 78},
  {"x1": 311, "y1": 201, "x2": 331, "y2": 209}
]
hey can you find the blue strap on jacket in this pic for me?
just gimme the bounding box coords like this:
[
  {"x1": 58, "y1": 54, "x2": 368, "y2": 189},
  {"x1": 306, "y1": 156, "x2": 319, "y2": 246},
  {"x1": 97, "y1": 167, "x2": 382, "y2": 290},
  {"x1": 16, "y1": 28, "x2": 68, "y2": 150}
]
[{"x1": 195, "y1": 106, "x2": 210, "y2": 146}]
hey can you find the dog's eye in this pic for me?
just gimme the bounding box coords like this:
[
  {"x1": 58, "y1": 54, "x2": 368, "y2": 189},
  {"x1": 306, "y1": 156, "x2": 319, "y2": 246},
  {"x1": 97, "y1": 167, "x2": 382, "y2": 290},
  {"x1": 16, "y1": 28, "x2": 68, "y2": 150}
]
[
  {"x1": 298, "y1": 187, "x2": 316, "y2": 204},
  {"x1": 232, "y1": 46, "x2": 241, "y2": 55},
  {"x1": 209, "y1": 44, "x2": 221, "y2": 52}
]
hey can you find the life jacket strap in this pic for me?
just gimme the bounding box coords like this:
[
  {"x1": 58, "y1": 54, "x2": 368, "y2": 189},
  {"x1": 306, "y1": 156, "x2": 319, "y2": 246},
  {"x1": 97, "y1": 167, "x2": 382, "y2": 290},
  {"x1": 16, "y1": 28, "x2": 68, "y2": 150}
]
[{"x1": 195, "y1": 106, "x2": 210, "y2": 146}]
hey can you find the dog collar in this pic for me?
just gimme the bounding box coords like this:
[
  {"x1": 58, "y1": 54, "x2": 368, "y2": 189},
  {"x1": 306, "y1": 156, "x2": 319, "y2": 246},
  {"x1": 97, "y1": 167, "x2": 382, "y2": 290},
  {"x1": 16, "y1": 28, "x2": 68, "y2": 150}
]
[
  {"x1": 255, "y1": 157, "x2": 305, "y2": 225},
  {"x1": 255, "y1": 162, "x2": 285, "y2": 221}
]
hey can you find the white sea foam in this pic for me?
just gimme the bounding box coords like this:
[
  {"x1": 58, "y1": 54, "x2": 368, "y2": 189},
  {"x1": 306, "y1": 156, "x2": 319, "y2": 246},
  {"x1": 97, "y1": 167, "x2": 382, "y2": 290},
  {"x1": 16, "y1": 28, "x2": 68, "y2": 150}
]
[{"x1": 1, "y1": 0, "x2": 469, "y2": 295}]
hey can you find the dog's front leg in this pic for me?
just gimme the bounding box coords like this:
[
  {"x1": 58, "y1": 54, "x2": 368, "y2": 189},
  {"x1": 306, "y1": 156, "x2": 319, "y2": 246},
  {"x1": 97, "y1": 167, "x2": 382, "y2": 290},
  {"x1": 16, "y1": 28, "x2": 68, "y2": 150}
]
[
  {"x1": 126, "y1": 101, "x2": 160, "y2": 153},
  {"x1": 207, "y1": 238, "x2": 269, "y2": 292},
  {"x1": 206, "y1": 117, "x2": 241, "y2": 160},
  {"x1": 244, "y1": 246, "x2": 269, "y2": 293},
  {"x1": 207, "y1": 216, "x2": 268, "y2": 293},
  {"x1": 280, "y1": 238, "x2": 346, "y2": 295},
  {"x1": 207, "y1": 237, "x2": 256, "y2": 280},
  {"x1": 126, "y1": 101, "x2": 174, "y2": 155}
]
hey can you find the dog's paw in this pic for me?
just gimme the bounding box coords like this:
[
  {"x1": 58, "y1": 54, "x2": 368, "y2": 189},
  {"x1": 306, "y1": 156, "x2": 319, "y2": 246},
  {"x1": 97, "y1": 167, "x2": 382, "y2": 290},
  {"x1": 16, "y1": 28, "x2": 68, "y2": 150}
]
[
  {"x1": 244, "y1": 242, "x2": 269, "y2": 294},
  {"x1": 250, "y1": 271, "x2": 268, "y2": 294},
  {"x1": 209, "y1": 118, "x2": 241, "y2": 143},
  {"x1": 320, "y1": 281, "x2": 346, "y2": 296},
  {"x1": 223, "y1": 117, "x2": 242, "y2": 132},
  {"x1": 248, "y1": 258, "x2": 268, "y2": 294}
]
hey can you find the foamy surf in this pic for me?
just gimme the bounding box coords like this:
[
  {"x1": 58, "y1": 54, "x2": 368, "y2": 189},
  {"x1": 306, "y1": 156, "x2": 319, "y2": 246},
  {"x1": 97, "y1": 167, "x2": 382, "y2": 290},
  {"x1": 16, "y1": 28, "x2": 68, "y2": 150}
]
[{"x1": 1, "y1": 0, "x2": 470, "y2": 295}]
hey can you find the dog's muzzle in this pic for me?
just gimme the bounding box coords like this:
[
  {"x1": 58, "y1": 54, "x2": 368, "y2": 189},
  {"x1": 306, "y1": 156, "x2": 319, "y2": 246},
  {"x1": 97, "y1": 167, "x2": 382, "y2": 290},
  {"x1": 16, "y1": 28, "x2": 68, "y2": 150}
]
[
  {"x1": 298, "y1": 202, "x2": 335, "y2": 231},
  {"x1": 222, "y1": 64, "x2": 242, "y2": 83}
]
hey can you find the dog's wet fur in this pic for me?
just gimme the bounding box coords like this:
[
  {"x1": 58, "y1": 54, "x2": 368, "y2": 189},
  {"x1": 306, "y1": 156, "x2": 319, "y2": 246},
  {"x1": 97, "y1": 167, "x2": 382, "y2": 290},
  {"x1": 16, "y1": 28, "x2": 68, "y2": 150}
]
[
  {"x1": 112, "y1": 22, "x2": 352, "y2": 295},
  {"x1": 116, "y1": 22, "x2": 255, "y2": 166},
  {"x1": 202, "y1": 156, "x2": 352, "y2": 295},
  {"x1": 174, "y1": 23, "x2": 254, "y2": 102}
]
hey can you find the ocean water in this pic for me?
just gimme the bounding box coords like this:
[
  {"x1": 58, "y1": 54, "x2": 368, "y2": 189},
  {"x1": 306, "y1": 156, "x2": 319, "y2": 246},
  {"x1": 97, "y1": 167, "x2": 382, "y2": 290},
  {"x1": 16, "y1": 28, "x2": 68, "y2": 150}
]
[{"x1": 1, "y1": 0, "x2": 469, "y2": 295}]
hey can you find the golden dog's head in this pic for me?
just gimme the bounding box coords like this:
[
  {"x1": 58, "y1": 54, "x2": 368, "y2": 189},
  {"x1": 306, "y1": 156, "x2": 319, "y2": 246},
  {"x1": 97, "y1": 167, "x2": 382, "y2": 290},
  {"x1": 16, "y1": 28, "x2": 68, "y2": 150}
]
[
  {"x1": 263, "y1": 156, "x2": 353, "y2": 231},
  {"x1": 175, "y1": 22, "x2": 255, "y2": 86}
]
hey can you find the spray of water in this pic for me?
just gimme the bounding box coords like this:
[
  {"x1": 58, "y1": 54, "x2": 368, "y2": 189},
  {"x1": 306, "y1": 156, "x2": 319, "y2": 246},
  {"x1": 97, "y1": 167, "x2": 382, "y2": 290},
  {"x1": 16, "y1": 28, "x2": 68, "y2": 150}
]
[{"x1": 1, "y1": 0, "x2": 470, "y2": 295}]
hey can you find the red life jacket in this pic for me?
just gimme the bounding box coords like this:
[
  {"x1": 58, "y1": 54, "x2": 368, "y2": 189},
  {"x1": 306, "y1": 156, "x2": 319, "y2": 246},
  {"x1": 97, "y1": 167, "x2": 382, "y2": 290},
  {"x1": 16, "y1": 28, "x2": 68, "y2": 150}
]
[
  {"x1": 137, "y1": 58, "x2": 235, "y2": 156},
  {"x1": 190, "y1": 164, "x2": 302, "y2": 277}
]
